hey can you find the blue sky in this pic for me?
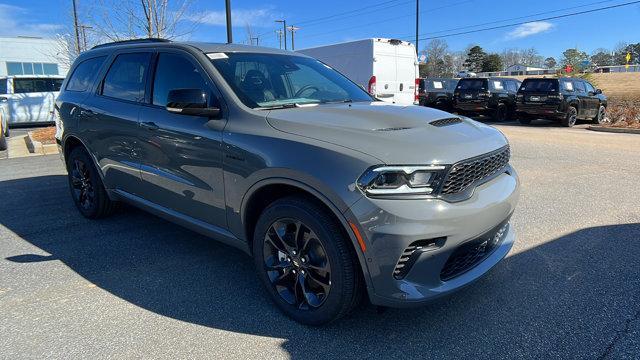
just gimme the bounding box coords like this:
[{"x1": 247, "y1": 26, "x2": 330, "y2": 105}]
[{"x1": 1, "y1": 0, "x2": 639, "y2": 59}]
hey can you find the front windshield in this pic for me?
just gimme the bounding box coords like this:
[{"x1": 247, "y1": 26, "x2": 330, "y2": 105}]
[{"x1": 209, "y1": 53, "x2": 373, "y2": 109}]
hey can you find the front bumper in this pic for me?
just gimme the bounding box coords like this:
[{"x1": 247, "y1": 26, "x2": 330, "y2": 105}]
[{"x1": 348, "y1": 167, "x2": 520, "y2": 307}]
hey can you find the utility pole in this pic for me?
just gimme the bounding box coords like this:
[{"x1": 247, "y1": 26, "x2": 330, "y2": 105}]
[
  {"x1": 275, "y1": 20, "x2": 287, "y2": 50},
  {"x1": 275, "y1": 29, "x2": 283, "y2": 49},
  {"x1": 72, "y1": 0, "x2": 81, "y2": 54},
  {"x1": 415, "y1": 0, "x2": 419, "y2": 55},
  {"x1": 225, "y1": 0, "x2": 232, "y2": 43},
  {"x1": 79, "y1": 25, "x2": 92, "y2": 51},
  {"x1": 287, "y1": 26, "x2": 300, "y2": 50}
]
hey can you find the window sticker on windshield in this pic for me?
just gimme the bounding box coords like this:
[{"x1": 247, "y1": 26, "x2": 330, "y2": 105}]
[
  {"x1": 493, "y1": 81, "x2": 503, "y2": 89},
  {"x1": 207, "y1": 53, "x2": 229, "y2": 60},
  {"x1": 563, "y1": 82, "x2": 573, "y2": 91},
  {"x1": 433, "y1": 81, "x2": 443, "y2": 89}
]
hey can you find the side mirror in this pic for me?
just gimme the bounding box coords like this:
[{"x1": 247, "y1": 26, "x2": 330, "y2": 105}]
[
  {"x1": 166, "y1": 89, "x2": 220, "y2": 118},
  {"x1": 0, "y1": 97, "x2": 7, "y2": 103},
  {"x1": 595, "y1": 89, "x2": 602, "y2": 95}
]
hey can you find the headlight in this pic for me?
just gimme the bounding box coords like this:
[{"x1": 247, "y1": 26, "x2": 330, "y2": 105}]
[{"x1": 357, "y1": 165, "x2": 447, "y2": 198}]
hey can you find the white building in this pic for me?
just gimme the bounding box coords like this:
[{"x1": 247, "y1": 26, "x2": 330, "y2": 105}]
[
  {"x1": 0, "y1": 36, "x2": 70, "y2": 77},
  {"x1": 477, "y1": 64, "x2": 556, "y2": 77}
]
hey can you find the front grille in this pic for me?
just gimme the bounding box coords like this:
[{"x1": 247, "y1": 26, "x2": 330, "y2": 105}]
[
  {"x1": 440, "y1": 222, "x2": 509, "y2": 281},
  {"x1": 430, "y1": 118, "x2": 462, "y2": 127},
  {"x1": 441, "y1": 146, "x2": 510, "y2": 195}
]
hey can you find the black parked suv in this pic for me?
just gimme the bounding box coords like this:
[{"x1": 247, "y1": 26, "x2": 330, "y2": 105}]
[
  {"x1": 453, "y1": 77, "x2": 521, "y2": 121},
  {"x1": 418, "y1": 78, "x2": 458, "y2": 111},
  {"x1": 55, "y1": 39, "x2": 519, "y2": 325},
  {"x1": 515, "y1": 77, "x2": 607, "y2": 127}
]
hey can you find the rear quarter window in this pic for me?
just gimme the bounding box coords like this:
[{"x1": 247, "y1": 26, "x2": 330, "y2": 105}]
[{"x1": 66, "y1": 56, "x2": 107, "y2": 92}]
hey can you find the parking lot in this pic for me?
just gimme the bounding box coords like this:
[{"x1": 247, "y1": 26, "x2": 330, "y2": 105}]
[{"x1": 0, "y1": 122, "x2": 639, "y2": 359}]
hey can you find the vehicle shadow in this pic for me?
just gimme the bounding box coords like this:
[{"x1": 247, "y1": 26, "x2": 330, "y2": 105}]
[{"x1": 1, "y1": 175, "x2": 639, "y2": 359}]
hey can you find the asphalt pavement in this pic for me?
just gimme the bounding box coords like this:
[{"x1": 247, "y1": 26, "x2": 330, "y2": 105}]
[{"x1": 0, "y1": 121, "x2": 639, "y2": 359}]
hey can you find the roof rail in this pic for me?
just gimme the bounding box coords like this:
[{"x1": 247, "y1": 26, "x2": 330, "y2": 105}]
[{"x1": 91, "y1": 38, "x2": 171, "y2": 50}]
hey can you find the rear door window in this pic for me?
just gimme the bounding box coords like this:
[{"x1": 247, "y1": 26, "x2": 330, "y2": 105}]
[
  {"x1": 12, "y1": 78, "x2": 63, "y2": 93},
  {"x1": 574, "y1": 80, "x2": 586, "y2": 93},
  {"x1": 0, "y1": 79, "x2": 6, "y2": 94},
  {"x1": 101, "y1": 53, "x2": 152, "y2": 102},
  {"x1": 561, "y1": 81, "x2": 574, "y2": 92},
  {"x1": 490, "y1": 80, "x2": 504, "y2": 91},
  {"x1": 66, "y1": 56, "x2": 106, "y2": 92}
]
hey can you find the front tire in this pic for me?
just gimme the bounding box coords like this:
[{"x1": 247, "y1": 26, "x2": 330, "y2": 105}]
[
  {"x1": 592, "y1": 105, "x2": 606, "y2": 124},
  {"x1": 562, "y1": 106, "x2": 578, "y2": 127},
  {"x1": 253, "y1": 196, "x2": 363, "y2": 325},
  {"x1": 492, "y1": 104, "x2": 507, "y2": 122},
  {"x1": 66, "y1": 147, "x2": 116, "y2": 219}
]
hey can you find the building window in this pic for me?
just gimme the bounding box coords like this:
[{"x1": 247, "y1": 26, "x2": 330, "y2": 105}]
[
  {"x1": 5, "y1": 62, "x2": 59, "y2": 76},
  {"x1": 7, "y1": 62, "x2": 22, "y2": 75}
]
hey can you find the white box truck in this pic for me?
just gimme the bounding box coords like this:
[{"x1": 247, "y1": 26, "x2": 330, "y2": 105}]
[{"x1": 298, "y1": 38, "x2": 419, "y2": 106}]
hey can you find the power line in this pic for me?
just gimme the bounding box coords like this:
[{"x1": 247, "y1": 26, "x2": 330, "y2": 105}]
[
  {"x1": 301, "y1": 0, "x2": 474, "y2": 40},
  {"x1": 418, "y1": 0, "x2": 640, "y2": 40},
  {"x1": 399, "y1": 0, "x2": 616, "y2": 39},
  {"x1": 255, "y1": 0, "x2": 411, "y2": 39},
  {"x1": 294, "y1": 0, "x2": 409, "y2": 26}
]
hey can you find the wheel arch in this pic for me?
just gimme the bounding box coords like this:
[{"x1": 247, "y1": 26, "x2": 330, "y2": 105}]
[
  {"x1": 240, "y1": 178, "x2": 374, "y2": 292},
  {"x1": 62, "y1": 134, "x2": 107, "y2": 183}
]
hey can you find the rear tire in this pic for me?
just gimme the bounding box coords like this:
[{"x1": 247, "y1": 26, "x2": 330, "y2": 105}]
[
  {"x1": 66, "y1": 146, "x2": 116, "y2": 219},
  {"x1": 253, "y1": 196, "x2": 363, "y2": 325},
  {"x1": 562, "y1": 106, "x2": 578, "y2": 127},
  {"x1": 592, "y1": 105, "x2": 606, "y2": 125},
  {"x1": 0, "y1": 131, "x2": 6, "y2": 151},
  {"x1": 518, "y1": 116, "x2": 532, "y2": 125}
]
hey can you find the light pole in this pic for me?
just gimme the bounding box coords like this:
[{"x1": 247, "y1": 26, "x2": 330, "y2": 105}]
[
  {"x1": 275, "y1": 20, "x2": 287, "y2": 50},
  {"x1": 275, "y1": 29, "x2": 283, "y2": 49},
  {"x1": 415, "y1": 0, "x2": 419, "y2": 55},
  {"x1": 287, "y1": 26, "x2": 300, "y2": 50},
  {"x1": 225, "y1": 0, "x2": 232, "y2": 43}
]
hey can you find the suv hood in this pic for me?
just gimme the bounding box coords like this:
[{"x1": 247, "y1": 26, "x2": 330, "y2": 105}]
[{"x1": 266, "y1": 102, "x2": 508, "y2": 164}]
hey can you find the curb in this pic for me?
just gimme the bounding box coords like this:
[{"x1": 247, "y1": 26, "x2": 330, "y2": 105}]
[
  {"x1": 26, "y1": 131, "x2": 59, "y2": 155},
  {"x1": 587, "y1": 126, "x2": 640, "y2": 135}
]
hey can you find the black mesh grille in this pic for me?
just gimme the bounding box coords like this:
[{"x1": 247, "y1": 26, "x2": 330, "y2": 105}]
[
  {"x1": 441, "y1": 146, "x2": 510, "y2": 195},
  {"x1": 430, "y1": 118, "x2": 462, "y2": 127},
  {"x1": 440, "y1": 222, "x2": 509, "y2": 281}
]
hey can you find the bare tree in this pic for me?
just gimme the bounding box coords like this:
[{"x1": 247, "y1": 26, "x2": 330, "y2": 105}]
[{"x1": 88, "y1": 0, "x2": 200, "y2": 42}]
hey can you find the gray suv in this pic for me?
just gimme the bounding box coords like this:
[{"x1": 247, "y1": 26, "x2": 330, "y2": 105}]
[{"x1": 55, "y1": 39, "x2": 520, "y2": 325}]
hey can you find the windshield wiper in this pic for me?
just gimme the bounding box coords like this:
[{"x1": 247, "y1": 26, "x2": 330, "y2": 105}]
[{"x1": 256, "y1": 103, "x2": 301, "y2": 110}]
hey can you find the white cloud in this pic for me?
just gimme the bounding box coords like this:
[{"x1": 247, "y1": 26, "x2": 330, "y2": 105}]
[
  {"x1": 0, "y1": 3, "x2": 64, "y2": 37},
  {"x1": 507, "y1": 21, "x2": 554, "y2": 39},
  {"x1": 185, "y1": 8, "x2": 279, "y2": 28}
]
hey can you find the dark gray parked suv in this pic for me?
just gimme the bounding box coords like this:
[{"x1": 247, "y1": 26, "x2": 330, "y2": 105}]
[{"x1": 55, "y1": 39, "x2": 520, "y2": 325}]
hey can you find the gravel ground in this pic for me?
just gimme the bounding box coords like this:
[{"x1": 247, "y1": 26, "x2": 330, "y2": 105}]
[{"x1": 0, "y1": 122, "x2": 639, "y2": 359}]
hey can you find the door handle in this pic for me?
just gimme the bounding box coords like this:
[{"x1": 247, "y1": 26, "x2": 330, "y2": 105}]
[
  {"x1": 80, "y1": 109, "x2": 94, "y2": 117},
  {"x1": 140, "y1": 121, "x2": 159, "y2": 130}
]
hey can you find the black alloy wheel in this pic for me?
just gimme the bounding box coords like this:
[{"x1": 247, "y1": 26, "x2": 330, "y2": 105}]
[
  {"x1": 253, "y1": 196, "x2": 363, "y2": 325},
  {"x1": 70, "y1": 158, "x2": 96, "y2": 211},
  {"x1": 263, "y1": 218, "x2": 331, "y2": 310},
  {"x1": 66, "y1": 147, "x2": 116, "y2": 219},
  {"x1": 593, "y1": 105, "x2": 607, "y2": 124},
  {"x1": 563, "y1": 106, "x2": 578, "y2": 127}
]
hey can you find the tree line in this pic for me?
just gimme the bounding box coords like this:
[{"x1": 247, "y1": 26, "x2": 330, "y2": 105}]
[{"x1": 421, "y1": 39, "x2": 640, "y2": 78}]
